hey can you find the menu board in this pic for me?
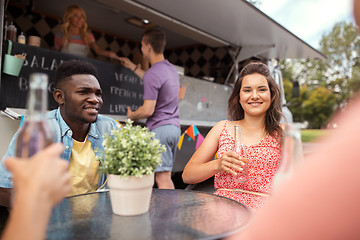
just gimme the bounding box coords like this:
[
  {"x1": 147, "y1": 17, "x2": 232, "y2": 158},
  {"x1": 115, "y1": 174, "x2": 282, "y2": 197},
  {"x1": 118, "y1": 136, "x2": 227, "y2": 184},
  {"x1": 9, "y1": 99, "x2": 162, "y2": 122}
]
[{"x1": 0, "y1": 41, "x2": 143, "y2": 115}]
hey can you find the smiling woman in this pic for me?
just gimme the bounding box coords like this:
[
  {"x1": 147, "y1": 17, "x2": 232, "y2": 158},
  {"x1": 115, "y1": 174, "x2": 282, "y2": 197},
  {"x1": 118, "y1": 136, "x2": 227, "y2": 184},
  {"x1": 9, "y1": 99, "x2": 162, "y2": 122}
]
[{"x1": 182, "y1": 62, "x2": 283, "y2": 213}]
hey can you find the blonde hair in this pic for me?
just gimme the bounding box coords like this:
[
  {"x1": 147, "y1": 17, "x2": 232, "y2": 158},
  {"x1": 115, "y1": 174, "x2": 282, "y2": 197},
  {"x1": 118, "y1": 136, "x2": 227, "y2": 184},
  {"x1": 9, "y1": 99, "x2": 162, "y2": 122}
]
[{"x1": 61, "y1": 5, "x2": 90, "y2": 51}]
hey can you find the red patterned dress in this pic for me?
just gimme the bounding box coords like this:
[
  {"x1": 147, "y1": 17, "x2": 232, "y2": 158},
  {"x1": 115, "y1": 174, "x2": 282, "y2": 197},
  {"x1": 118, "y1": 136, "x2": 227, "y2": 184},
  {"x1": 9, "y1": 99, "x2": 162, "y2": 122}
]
[{"x1": 214, "y1": 121, "x2": 281, "y2": 212}]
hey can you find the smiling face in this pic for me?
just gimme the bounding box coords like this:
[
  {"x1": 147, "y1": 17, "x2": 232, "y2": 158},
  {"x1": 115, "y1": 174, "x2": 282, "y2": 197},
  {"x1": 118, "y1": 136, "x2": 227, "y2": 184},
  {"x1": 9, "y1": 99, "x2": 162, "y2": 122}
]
[
  {"x1": 69, "y1": 8, "x2": 86, "y2": 29},
  {"x1": 54, "y1": 74, "x2": 103, "y2": 126},
  {"x1": 239, "y1": 73, "x2": 271, "y2": 118}
]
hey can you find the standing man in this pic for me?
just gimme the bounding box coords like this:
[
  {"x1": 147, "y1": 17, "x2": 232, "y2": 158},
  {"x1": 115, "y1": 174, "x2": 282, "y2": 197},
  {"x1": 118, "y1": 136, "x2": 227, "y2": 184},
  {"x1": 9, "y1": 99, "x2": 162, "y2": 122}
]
[
  {"x1": 0, "y1": 60, "x2": 119, "y2": 205},
  {"x1": 120, "y1": 29, "x2": 180, "y2": 189}
]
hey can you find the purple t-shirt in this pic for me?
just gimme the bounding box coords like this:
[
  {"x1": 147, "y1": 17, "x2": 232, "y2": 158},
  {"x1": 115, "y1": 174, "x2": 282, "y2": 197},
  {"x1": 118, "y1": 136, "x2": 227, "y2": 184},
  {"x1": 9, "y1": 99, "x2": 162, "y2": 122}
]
[{"x1": 143, "y1": 60, "x2": 180, "y2": 130}]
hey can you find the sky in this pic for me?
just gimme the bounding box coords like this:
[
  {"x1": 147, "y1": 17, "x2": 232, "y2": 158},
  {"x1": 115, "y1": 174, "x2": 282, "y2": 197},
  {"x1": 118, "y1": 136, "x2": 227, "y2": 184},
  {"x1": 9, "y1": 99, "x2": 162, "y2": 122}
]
[{"x1": 257, "y1": 0, "x2": 354, "y2": 50}]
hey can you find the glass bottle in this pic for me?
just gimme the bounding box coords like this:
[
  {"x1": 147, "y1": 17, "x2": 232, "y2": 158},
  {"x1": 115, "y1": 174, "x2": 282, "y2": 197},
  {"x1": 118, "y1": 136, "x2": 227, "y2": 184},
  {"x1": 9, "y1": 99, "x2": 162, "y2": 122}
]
[
  {"x1": 234, "y1": 125, "x2": 249, "y2": 182},
  {"x1": 272, "y1": 123, "x2": 303, "y2": 191},
  {"x1": 16, "y1": 73, "x2": 53, "y2": 158}
]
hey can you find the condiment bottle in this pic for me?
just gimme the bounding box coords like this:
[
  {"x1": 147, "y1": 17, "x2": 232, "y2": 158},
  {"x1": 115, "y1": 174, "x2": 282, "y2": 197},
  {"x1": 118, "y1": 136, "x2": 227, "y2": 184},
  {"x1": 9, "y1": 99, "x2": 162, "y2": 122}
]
[
  {"x1": 6, "y1": 22, "x2": 17, "y2": 42},
  {"x1": 16, "y1": 73, "x2": 53, "y2": 158},
  {"x1": 18, "y1": 32, "x2": 26, "y2": 44}
]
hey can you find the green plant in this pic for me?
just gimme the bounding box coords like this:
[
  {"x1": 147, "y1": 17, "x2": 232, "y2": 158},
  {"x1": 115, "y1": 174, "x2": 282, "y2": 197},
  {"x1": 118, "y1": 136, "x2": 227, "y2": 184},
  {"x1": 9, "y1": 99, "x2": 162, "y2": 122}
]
[{"x1": 98, "y1": 120, "x2": 166, "y2": 177}]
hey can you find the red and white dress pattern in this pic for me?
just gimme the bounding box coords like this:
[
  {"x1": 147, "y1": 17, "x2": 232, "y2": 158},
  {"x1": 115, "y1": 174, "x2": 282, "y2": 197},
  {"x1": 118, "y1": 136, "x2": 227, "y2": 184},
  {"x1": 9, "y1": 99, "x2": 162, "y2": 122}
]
[{"x1": 214, "y1": 121, "x2": 281, "y2": 212}]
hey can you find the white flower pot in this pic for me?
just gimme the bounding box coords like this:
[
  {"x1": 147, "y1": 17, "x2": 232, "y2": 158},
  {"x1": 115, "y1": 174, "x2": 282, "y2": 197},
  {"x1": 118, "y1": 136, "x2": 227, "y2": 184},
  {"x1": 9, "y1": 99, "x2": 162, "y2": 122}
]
[{"x1": 107, "y1": 173, "x2": 154, "y2": 216}]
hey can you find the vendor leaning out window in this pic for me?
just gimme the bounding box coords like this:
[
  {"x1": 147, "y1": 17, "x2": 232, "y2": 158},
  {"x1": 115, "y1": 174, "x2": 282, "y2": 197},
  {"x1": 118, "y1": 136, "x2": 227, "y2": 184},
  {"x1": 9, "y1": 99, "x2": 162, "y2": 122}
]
[{"x1": 54, "y1": 5, "x2": 119, "y2": 59}]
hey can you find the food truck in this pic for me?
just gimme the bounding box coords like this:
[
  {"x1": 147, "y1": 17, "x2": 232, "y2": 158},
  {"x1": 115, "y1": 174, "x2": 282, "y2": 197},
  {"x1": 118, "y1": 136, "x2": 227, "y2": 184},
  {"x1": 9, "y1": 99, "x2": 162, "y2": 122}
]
[{"x1": 0, "y1": 0, "x2": 325, "y2": 183}]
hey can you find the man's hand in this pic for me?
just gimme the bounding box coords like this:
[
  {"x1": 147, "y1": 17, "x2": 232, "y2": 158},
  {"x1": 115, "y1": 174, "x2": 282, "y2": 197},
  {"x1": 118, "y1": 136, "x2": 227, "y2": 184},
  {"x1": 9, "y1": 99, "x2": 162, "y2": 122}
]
[{"x1": 127, "y1": 106, "x2": 134, "y2": 120}]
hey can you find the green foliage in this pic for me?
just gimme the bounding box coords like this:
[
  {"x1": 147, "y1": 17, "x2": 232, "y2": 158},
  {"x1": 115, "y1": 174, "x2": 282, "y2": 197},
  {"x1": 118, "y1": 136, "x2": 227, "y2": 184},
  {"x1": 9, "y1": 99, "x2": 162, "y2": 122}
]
[
  {"x1": 98, "y1": 120, "x2": 166, "y2": 177},
  {"x1": 278, "y1": 21, "x2": 360, "y2": 129},
  {"x1": 285, "y1": 83, "x2": 310, "y2": 123},
  {"x1": 302, "y1": 87, "x2": 337, "y2": 128},
  {"x1": 349, "y1": 64, "x2": 360, "y2": 94},
  {"x1": 320, "y1": 21, "x2": 360, "y2": 103}
]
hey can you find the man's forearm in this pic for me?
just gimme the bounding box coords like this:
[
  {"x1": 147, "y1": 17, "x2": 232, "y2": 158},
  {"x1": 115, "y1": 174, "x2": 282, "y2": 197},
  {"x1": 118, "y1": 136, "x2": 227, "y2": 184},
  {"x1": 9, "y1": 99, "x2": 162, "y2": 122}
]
[
  {"x1": 127, "y1": 100, "x2": 156, "y2": 121},
  {"x1": 133, "y1": 67, "x2": 145, "y2": 79},
  {"x1": 128, "y1": 105, "x2": 152, "y2": 121}
]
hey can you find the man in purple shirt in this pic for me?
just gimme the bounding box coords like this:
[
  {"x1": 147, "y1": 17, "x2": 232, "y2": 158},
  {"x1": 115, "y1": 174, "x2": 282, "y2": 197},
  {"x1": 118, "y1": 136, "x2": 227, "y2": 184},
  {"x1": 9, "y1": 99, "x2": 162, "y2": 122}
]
[{"x1": 119, "y1": 29, "x2": 180, "y2": 189}]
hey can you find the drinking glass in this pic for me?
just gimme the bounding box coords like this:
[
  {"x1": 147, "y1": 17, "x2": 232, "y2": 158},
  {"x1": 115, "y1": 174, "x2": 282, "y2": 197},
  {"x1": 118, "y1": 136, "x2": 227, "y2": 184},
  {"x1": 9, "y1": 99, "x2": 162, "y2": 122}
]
[
  {"x1": 234, "y1": 125, "x2": 249, "y2": 182},
  {"x1": 273, "y1": 123, "x2": 303, "y2": 191}
]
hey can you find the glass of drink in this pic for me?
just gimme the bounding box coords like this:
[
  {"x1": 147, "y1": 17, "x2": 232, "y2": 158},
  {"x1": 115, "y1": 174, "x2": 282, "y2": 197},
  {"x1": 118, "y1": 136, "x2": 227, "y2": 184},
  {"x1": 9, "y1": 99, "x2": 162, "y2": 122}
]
[
  {"x1": 272, "y1": 123, "x2": 303, "y2": 191},
  {"x1": 234, "y1": 125, "x2": 249, "y2": 182}
]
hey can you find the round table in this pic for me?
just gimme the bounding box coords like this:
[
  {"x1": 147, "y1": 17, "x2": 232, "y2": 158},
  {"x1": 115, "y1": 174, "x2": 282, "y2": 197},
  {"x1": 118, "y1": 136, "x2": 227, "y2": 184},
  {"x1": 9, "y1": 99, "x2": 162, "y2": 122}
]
[{"x1": 47, "y1": 189, "x2": 252, "y2": 240}]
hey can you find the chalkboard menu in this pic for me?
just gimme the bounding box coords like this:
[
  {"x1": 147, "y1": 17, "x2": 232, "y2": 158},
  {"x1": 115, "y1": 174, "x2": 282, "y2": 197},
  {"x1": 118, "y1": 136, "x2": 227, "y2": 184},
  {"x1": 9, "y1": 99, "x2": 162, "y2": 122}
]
[{"x1": 0, "y1": 41, "x2": 143, "y2": 115}]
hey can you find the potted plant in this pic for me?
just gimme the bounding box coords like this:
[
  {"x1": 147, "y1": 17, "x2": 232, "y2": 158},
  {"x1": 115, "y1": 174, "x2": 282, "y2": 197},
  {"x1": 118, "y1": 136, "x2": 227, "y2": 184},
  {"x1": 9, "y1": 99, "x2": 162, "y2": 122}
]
[{"x1": 98, "y1": 119, "x2": 165, "y2": 216}]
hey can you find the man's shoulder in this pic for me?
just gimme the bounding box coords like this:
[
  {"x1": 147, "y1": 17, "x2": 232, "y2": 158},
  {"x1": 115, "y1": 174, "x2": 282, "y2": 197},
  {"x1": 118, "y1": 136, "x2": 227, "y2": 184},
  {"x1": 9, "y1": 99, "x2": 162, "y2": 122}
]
[
  {"x1": 46, "y1": 109, "x2": 62, "y2": 124},
  {"x1": 96, "y1": 114, "x2": 117, "y2": 122},
  {"x1": 95, "y1": 115, "x2": 118, "y2": 128},
  {"x1": 149, "y1": 60, "x2": 176, "y2": 72},
  {"x1": 145, "y1": 60, "x2": 179, "y2": 81},
  {"x1": 94, "y1": 115, "x2": 118, "y2": 135},
  {"x1": 46, "y1": 109, "x2": 57, "y2": 118},
  {"x1": 46, "y1": 109, "x2": 60, "y2": 127}
]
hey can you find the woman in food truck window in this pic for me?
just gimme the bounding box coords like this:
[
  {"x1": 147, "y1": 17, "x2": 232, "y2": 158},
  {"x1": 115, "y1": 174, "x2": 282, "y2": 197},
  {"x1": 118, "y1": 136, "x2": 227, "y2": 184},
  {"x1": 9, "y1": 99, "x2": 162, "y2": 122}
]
[{"x1": 54, "y1": 5, "x2": 118, "y2": 59}]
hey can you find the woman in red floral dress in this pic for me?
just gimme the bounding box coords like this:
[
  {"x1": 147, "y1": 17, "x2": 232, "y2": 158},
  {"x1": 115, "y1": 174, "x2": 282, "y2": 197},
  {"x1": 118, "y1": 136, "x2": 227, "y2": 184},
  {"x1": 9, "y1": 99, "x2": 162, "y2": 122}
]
[{"x1": 182, "y1": 62, "x2": 283, "y2": 212}]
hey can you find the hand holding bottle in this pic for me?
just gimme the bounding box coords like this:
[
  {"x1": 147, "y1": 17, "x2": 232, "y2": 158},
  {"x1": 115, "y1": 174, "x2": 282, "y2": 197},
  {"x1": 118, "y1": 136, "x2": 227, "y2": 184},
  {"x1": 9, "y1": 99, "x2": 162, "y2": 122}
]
[{"x1": 216, "y1": 151, "x2": 247, "y2": 176}]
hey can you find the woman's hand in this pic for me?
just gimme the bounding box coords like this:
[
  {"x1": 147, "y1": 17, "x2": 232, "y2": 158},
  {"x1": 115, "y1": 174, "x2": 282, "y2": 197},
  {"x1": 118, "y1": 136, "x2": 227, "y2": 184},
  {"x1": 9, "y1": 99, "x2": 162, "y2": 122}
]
[
  {"x1": 2, "y1": 144, "x2": 72, "y2": 240},
  {"x1": 118, "y1": 57, "x2": 136, "y2": 71},
  {"x1": 107, "y1": 51, "x2": 119, "y2": 60},
  {"x1": 217, "y1": 151, "x2": 248, "y2": 176}
]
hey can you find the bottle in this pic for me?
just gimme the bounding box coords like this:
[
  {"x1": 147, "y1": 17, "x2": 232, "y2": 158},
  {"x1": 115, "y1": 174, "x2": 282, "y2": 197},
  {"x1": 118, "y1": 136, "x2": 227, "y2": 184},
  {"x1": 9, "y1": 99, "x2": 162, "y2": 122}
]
[
  {"x1": 16, "y1": 73, "x2": 53, "y2": 158},
  {"x1": 6, "y1": 22, "x2": 17, "y2": 42},
  {"x1": 272, "y1": 123, "x2": 303, "y2": 191},
  {"x1": 4, "y1": 21, "x2": 8, "y2": 41},
  {"x1": 18, "y1": 32, "x2": 26, "y2": 44},
  {"x1": 234, "y1": 125, "x2": 249, "y2": 182}
]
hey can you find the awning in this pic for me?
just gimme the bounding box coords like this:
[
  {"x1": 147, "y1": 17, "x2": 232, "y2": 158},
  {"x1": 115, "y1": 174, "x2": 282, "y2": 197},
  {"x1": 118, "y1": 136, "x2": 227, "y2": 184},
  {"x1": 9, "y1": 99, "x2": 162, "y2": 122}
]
[{"x1": 99, "y1": 0, "x2": 326, "y2": 60}]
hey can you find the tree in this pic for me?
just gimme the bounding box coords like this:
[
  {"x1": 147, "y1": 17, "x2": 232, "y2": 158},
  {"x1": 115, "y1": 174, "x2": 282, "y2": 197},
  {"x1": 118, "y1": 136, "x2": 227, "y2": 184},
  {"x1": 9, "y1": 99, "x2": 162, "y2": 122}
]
[
  {"x1": 278, "y1": 21, "x2": 360, "y2": 128},
  {"x1": 320, "y1": 21, "x2": 360, "y2": 105},
  {"x1": 302, "y1": 87, "x2": 337, "y2": 129}
]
